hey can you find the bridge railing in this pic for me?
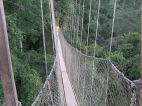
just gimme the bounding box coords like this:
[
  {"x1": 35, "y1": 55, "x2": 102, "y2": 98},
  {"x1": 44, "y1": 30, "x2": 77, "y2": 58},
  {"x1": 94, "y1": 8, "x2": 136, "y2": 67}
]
[
  {"x1": 32, "y1": 59, "x2": 62, "y2": 106},
  {"x1": 59, "y1": 30, "x2": 137, "y2": 106}
]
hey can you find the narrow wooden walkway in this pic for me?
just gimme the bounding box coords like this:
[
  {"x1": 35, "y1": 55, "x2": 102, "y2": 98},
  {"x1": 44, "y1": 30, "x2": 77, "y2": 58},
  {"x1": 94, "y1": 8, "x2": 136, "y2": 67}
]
[{"x1": 56, "y1": 32, "x2": 78, "y2": 106}]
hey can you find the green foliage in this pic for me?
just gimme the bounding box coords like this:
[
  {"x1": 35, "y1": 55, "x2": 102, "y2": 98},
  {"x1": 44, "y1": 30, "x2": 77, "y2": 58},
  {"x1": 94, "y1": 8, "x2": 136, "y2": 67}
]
[
  {"x1": 6, "y1": 13, "x2": 23, "y2": 53},
  {"x1": 111, "y1": 32, "x2": 140, "y2": 80},
  {"x1": 59, "y1": 0, "x2": 71, "y2": 25},
  {"x1": 16, "y1": 66, "x2": 43, "y2": 106},
  {"x1": 59, "y1": 0, "x2": 141, "y2": 80},
  {"x1": 47, "y1": 54, "x2": 54, "y2": 72},
  {"x1": 128, "y1": 54, "x2": 140, "y2": 80},
  {"x1": 0, "y1": 0, "x2": 140, "y2": 105},
  {"x1": 0, "y1": 0, "x2": 54, "y2": 105},
  {"x1": 111, "y1": 51, "x2": 127, "y2": 74}
]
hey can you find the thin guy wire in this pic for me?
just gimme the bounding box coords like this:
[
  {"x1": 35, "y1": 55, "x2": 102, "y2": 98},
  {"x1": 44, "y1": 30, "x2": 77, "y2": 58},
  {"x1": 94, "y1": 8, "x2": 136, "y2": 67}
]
[
  {"x1": 109, "y1": 0, "x2": 117, "y2": 58},
  {"x1": 76, "y1": 0, "x2": 81, "y2": 48},
  {"x1": 91, "y1": 1, "x2": 101, "y2": 104},
  {"x1": 49, "y1": 0, "x2": 56, "y2": 57},
  {"x1": 40, "y1": 0, "x2": 48, "y2": 74},
  {"x1": 71, "y1": 3, "x2": 74, "y2": 44},
  {"x1": 80, "y1": 0, "x2": 86, "y2": 52},
  {"x1": 86, "y1": 0, "x2": 92, "y2": 55},
  {"x1": 43, "y1": 8, "x2": 61, "y2": 106},
  {"x1": 19, "y1": 0, "x2": 23, "y2": 52},
  {"x1": 73, "y1": 0, "x2": 77, "y2": 46},
  {"x1": 78, "y1": 0, "x2": 86, "y2": 100},
  {"x1": 85, "y1": 0, "x2": 92, "y2": 70},
  {"x1": 69, "y1": 10, "x2": 72, "y2": 43},
  {"x1": 94, "y1": 0, "x2": 101, "y2": 57}
]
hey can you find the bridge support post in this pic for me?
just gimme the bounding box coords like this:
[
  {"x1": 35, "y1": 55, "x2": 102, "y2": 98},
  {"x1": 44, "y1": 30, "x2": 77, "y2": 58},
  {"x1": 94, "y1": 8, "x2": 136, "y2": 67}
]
[{"x1": 0, "y1": 0, "x2": 19, "y2": 106}]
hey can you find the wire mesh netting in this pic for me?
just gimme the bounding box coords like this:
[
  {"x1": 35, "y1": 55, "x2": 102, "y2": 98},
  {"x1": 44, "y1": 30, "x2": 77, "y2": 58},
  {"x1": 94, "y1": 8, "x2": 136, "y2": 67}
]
[
  {"x1": 32, "y1": 60, "x2": 65, "y2": 106},
  {"x1": 59, "y1": 31, "x2": 137, "y2": 106}
]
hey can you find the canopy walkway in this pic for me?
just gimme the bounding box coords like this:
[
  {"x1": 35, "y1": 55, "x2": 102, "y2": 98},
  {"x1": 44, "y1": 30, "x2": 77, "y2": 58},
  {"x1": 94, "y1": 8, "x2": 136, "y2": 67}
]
[
  {"x1": 0, "y1": 0, "x2": 141, "y2": 106},
  {"x1": 31, "y1": 29, "x2": 137, "y2": 106},
  {"x1": 31, "y1": 0, "x2": 137, "y2": 105}
]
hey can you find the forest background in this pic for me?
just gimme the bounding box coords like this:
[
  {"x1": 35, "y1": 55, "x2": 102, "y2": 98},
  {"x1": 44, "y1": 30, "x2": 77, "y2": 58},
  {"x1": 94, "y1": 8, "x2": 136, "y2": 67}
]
[{"x1": 0, "y1": 0, "x2": 141, "y2": 105}]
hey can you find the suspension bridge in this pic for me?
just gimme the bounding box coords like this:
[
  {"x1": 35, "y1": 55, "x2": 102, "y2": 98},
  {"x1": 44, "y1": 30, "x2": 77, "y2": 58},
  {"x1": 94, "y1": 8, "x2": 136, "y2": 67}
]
[{"x1": 0, "y1": 0, "x2": 142, "y2": 106}]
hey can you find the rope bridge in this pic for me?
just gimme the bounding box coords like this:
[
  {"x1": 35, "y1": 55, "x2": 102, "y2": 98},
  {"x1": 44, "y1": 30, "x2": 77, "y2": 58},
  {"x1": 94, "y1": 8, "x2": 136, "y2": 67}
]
[
  {"x1": 32, "y1": 0, "x2": 139, "y2": 105},
  {"x1": 32, "y1": 31, "x2": 137, "y2": 106},
  {"x1": 30, "y1": 0, "x2": 138, "y2": 105},
  {"x1": 0, "y1": 0, "x2": 141, "y2": 105}
]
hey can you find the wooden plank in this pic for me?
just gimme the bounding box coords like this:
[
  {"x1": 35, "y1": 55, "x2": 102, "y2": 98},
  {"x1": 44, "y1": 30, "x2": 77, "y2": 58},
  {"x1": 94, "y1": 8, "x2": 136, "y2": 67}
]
[
  {"x1": 57, "y1": 32, "x2": 78, "y2": 106},
  {"x1": 0, "y1": 0, "x2": 18, "y2": 106}
]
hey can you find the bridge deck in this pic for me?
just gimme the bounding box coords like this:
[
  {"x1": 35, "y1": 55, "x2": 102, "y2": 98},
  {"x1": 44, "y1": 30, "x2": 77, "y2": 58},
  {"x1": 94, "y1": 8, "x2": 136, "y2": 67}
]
[{"x1": 56, "y1": 32, "x2": 78, "y2": 106}]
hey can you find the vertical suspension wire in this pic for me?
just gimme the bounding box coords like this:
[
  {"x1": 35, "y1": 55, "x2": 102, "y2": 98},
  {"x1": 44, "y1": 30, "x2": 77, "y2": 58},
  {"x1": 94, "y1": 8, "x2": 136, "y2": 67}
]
[
  {"x1": 73, "y1": 0, "x2": 77, "y2": 47},
  {"x1": 49, "y1": 0, "x2": 57, "y2": 49},
  {"x1": 66, "y1": 1, "x2": 73, "y2": 43},
  {"x1": 73, "y1": 0, "x2": 75, "y2": 45},
  {"x1": 76, "y1": 0, "x2": 81, "y2": 48},
  {"x1": 49, "y1": 0, "x2": 56, "y2": 57},
  {"x1": 71, "y1": 2, "x2": 74, "y2": 44},
  {"x1": 91, "y1": 1, "x2": 101, "y2": 105},
  {"x1": 108, "y1": 0, "x2": 117, "y2": 59},
  {"x1": 85, "y1": 0, "x2": 92, "y2": 69},
  {"x1": 73, "y1": 0, "x2": 79, "y2": 96},
  {"x1": 94, "y1": 0, "x2": 101, "y2": 57},
  {"x1": 69, "y1": 3, "x2": 73, "y2": 44},
  {"x1": 19, "y1": 0, "x2": 23, "y2": 53},
  {"x1": 78, "y1": 0, "x2": 86, "y2": 97},
  {"x1": 83, "y1": 0, "x2": 92, "y2": 103},
  {"x1": 69, "y1": 11, "x2": 71, "y2": 43},
  {"x1": 80, "y1": 0, "x2": 86, "y2": 52},
  {"x1": 84, "y1": 2, "x2": 93, "y2": 98},
  {"x1": 105, "y1": 0, "x2": 117, "y2": 105},
  {"x1": 40, "y1": 0, "x2": 48, "y2": 74},
  {"x1": 47, "y1": 1, "x2": 57, "y2": 105},
  {"x1": 70, "y1": 2, "x2": 73, "y2": 44},
  {"x1": 51, "y1": 21, "x2": 56, "y2": 56},
  {"x1": 90, "y1": 1, "x2": 101, "y2": 105},
  {"x1": 86, "y1": 0, "x2": 92, "y2": 55}
]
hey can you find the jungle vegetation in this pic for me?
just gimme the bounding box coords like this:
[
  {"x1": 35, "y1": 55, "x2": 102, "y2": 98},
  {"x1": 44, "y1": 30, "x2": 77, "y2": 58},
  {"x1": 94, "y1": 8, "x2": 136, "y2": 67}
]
[{"x1": 0, "y1": 0, "x2": 141, "y2": 105}]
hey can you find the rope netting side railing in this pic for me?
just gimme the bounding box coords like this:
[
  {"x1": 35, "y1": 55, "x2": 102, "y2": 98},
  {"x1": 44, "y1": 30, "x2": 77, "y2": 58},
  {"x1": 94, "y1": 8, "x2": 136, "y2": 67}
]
[
  {"x1": 31, "y1": 60, "x2": 57, "y2": 106},
  {"x1": 59, "y1": 31, "x2": 137, "y2": 106},
  {"x1": 32, "y1": 58, "x2": 66, "y2": 106}
]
